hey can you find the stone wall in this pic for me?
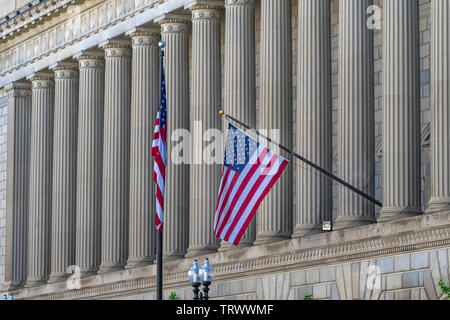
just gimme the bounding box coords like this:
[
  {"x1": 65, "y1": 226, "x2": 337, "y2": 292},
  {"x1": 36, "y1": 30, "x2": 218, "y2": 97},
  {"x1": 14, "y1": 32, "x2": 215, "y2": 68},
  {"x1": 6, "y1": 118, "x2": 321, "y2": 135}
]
[{"x1": 118, "y1": 248, "x2": 450, "y2": 300}]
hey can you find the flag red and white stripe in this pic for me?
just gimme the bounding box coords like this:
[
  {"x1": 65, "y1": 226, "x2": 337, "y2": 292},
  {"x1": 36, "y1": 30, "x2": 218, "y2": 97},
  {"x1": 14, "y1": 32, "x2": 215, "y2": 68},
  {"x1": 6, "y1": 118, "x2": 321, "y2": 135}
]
[
  {"x1": 214, "y1": 123, "x2": 289, "y2": 246},
  {"x1": 152, "y1": 66, "x2": 167, "y2": 232}
]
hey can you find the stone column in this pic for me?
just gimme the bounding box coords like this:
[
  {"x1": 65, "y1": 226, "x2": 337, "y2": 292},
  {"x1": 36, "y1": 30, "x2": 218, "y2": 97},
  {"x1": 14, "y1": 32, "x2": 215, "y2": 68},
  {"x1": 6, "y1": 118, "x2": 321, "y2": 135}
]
[
  {"x1": 186, "y1": 4, "x2": 222, "y2": 257},
  {"x1": 293, "y1": 0, "x2": 332, "y2": 238},
  {"x1": 98, "y1": 39, "x2": 132, "y2": 273},
  {"x1": 26, "y1": 72, "x2": 54, "y2": 287},
  {"x1": 126, "y1": 28, "x2": 160, "y2": 268},
  {"x1": 379, "y1": 0, "x2": 421, "y2": 222},
  {"x1": 74, "y1": 51, "x2": 105, "y2": 277},
  {"x1": 254, "y1": 0, "x2": 293, "y2": 244},
  {"x1": 4, "y1": 81, "x2": 32, "y2": 290},
  {"x1": 48, "y1": 62, "x2": 79, "y2": 282},
  {"x1": 159, "y1": 16, "x2": 190, "y2": 260},
  {"x1": 219, "y1": 0, "x2": 256, "y2": 251},
  {"x1": 428, "y1": 0, "x2": 450, "y2": 214},
  {"x1": 335, "y1": 0, "x2": 375, "y2": 229}
]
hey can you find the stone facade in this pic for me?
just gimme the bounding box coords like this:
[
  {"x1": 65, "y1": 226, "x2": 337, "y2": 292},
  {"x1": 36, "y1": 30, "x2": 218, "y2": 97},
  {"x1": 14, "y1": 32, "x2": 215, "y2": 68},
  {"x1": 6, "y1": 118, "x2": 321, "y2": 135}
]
[{"x1": 0, "y1": 0, "x2": 449, "y2": 300}]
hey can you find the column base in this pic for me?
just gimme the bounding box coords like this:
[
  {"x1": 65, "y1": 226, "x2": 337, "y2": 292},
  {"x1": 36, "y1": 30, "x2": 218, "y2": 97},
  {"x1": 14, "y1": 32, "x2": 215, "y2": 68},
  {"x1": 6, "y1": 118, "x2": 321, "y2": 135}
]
[
  {"x1": 426, "y1": 197, "x2": 450, "y2": 215},
  {"x1": 291, "y1": 224, "x2": 323, "y2": 239},
  {"x1": 125, "y1": 258, "x2": 154, "y2": 269},
  {"x1": 78, "y1": 268, "x2": 99, "y2": 278},
  {"x1": 378, "y1": 207, "x2": 422, "y2": 223},
  {"x1": 333, "y1": 216, "x2": 376, "y2": 231},
  {"x1": 254, "y1": 232, "x2": 291, "y2": 245},
  {"x1": 218, "y1": 240, "x2": 253, "y2": 252},
  {"x1": 48, "y1": 272, "x2": 70, "y2": 284},
  {"x1": 161, "y1": 253, "x2": 186, "y2": 263},
  {"x1": 185, "y1": 245, "x2": 219, "y2": 259},
  {"x1": 24, "y1": 278, "x2": 48, "y2": 288},
  {"x1": 97, "y1": 263, "x2": 126, "y2": 274},
  {"x1": 3, "y1": 280, "x2": 25, "y2": 292}
]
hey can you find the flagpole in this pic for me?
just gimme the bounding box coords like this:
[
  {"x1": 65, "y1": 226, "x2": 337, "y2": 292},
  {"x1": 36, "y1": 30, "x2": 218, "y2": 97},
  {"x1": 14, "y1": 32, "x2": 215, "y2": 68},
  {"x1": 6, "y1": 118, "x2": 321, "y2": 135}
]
[
  {"x1": 156, "y1": 42, "x2": 165, "y2": 301},
  {"x1": 219, "y1": 110, "x2": 382, "y2": 208}
]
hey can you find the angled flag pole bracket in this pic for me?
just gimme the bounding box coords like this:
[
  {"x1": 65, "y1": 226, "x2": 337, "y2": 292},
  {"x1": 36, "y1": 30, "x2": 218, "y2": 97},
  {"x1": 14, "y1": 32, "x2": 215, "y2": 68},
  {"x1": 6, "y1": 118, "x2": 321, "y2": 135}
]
[{"x1": 219, "y1": 110, "x2": 382, "y2": 208}]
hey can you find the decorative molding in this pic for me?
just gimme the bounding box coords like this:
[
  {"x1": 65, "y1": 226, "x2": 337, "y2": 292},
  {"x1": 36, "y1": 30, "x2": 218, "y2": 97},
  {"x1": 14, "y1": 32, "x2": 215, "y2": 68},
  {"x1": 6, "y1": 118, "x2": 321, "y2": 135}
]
[
  {"x1": 0, "y1": 0, "x2": 161, "y2": 78},
  {"x1": 224, "y1": 0, "x2": 254, "y2": 6},
  {"x1": 191, "y1": 5, "x2": 222, "y2": 20},
  {"x1": 12, "y1": 211, "x2": 450, "y2": 300},
  {"x1": 0, "y1": 0, "x2": 84, "y2": 42}
]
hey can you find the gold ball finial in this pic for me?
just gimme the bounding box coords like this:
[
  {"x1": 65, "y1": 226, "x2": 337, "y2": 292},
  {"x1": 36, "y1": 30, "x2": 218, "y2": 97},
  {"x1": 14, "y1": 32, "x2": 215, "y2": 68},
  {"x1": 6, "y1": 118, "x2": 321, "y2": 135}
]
[{"x1": 219, "y1": 110, "x2": 225, "y2": 116}]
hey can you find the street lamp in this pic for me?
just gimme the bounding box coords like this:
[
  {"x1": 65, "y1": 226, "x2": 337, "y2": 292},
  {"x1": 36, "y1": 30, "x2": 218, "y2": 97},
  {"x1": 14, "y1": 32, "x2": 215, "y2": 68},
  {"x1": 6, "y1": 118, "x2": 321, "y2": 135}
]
[
  {"x1": 188, "y1": 260, "x2": 201, "y2": 300},
  {"x1": 199, "y1": 258, "x2": 214, "y2": 300},
  {"x1": 188, "y1": 258, "x2": 214, "y2": 300}
]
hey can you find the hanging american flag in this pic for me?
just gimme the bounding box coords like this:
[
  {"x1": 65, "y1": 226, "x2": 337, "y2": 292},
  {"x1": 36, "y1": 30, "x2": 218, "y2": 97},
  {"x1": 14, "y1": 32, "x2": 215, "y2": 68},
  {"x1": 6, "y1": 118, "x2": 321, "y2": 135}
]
[
  {"x1": 152, "y1": 60, "x2": 167, "y2": 232},
  {"x1": 214, "y1": 123, "x2": 289, "y2": 246}
]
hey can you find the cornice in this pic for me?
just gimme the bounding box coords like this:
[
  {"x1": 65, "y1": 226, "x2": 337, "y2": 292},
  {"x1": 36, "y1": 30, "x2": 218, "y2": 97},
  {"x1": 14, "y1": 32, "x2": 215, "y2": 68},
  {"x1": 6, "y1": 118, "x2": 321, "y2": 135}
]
[
  {"x1": 0, "y1": 0, "x2": 85, "y2": 42},
  {"x1": 10, "y1": 210, "x2": 450, "y2": 300},
  {"x1": 0, "y1": 0, "x2": 163, "y2": 81}
]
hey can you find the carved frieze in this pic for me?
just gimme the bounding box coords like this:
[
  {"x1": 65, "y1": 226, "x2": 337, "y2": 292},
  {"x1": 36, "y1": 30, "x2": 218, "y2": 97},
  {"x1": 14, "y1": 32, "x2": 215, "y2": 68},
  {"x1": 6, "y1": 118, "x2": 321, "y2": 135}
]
[{"x1": 0, "y1": 0, "x2": 159, "y2": 77}]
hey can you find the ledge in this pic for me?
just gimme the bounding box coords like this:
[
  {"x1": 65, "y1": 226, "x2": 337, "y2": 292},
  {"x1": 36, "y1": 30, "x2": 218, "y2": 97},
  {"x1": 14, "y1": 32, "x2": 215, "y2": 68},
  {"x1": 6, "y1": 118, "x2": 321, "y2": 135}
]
[{"x1": 8, "y1": 210, "x2": 450, "y2": 300}]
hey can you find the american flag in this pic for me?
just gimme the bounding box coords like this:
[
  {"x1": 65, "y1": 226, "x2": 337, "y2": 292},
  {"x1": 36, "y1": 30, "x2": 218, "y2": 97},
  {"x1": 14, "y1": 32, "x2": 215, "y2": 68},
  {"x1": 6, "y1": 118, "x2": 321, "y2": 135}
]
[
  {"x1": 214, "y1": 123, "x2": 289, "y2": 246},
  {"x1": 152, "y1": 61, "x2": 167, "y2": 232}
]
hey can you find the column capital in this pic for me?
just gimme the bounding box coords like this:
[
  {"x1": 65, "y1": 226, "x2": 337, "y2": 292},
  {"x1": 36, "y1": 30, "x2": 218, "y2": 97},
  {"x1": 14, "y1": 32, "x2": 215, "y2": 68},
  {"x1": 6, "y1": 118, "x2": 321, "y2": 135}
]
[
  {"x1": 224, "y1": 0, "x2": 254, "y2": 7},
  {"x1": 99, "y1": 38, "x2": 132, "y2": 58},
  {"x1": 156, "y1": 13, "x2": 191, "y2": 34},
  {"x1": 185, "y1": 0, "x2": 224, "y2": 8},
  {"x1": 74, "y1": 50, "x2": 105, "y2": 69},
  {"x1": 191, "y1": 5, "x2": 223, "y2": 20},
  {"x1": 50, "y1": 62, "x2": 79, "y2": 80},
  {"x1": 4, "y1": 81, "x2": 32, "y2": 98},
  {"x1": 129, "y1": 27, "x2": 161, "y2": 46},
  {"x1": 27, "y1": 72, "x2": 55, "y2": 89}
]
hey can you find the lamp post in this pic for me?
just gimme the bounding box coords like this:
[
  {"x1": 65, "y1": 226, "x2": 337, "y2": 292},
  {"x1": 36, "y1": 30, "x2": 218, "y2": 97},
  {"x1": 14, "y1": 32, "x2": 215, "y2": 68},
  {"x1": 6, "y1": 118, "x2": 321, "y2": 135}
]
[
  {"x1": 188, "y1": 258, "x2": 214, "y2": 300},
  {"x1": 188, "y1": 260, "x2": 201, "y2": 300}
]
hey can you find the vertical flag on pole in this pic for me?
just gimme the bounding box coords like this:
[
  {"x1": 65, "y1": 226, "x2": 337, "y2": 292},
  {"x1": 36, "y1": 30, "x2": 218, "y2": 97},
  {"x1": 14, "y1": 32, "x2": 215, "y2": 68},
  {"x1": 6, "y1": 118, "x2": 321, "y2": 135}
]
[{"x1": 152, "y1": 50, "x2": 167, "y2": 232}]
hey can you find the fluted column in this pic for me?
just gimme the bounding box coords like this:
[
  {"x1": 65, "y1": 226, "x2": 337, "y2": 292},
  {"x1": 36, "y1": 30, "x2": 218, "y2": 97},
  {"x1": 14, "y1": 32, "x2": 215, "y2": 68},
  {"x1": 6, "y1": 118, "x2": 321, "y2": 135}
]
[
  {"x1": 379, "y1": 0, "x2": 421, "y2": 222},
  {"x1": 126, "y1": 28, "x2": 160, "y2": 268},
  {"x1": 98, "y1": 39, "x2": 132, "y2": 273},
  {"x1": 26, "y1": 72, "x2": 54, "y2": 287},
  {"x1": 75, "y1": 51, "x2": 105, "y2": 277},
  {"x1": 48, "y1": 62, "x2": 79, "y2": 282},
  {"x1": 159, "y1": 17, "x2": 190, "y2": 260},
  {"x1": 186, "y1": 5, "x2": 222, "y2": 257},
  {"x1": 335, "y1": 0, "x2": 375, "y2": 229},
  {"x1": 4, "y1": 81, "x2": 32, "y2": 290},
  {"x1": 254, "y1": 0, "x2": 293, "y2": 244},
  {"x1": 428, "y1": 0, "x2": 450, "y2": 214},
  {"x1": 219, "y1": 0, "x2": 256, "y2": 251},
  {"x1": 293, "y1": 0, "x2": 332, "y2": 237}
]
